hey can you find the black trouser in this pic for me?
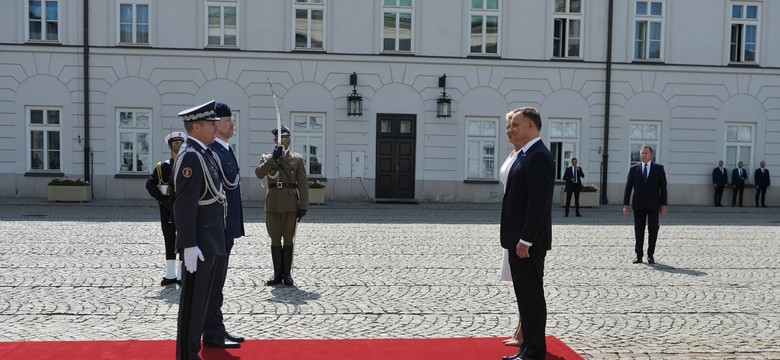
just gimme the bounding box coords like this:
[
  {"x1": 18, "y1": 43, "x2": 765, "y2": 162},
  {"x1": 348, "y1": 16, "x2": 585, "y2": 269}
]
[
  {"x1": 203, "y1": 237, "x2": 235, "y2": 342},
  {"x1": 713, "y1": 185, "x2": 725, "y2": 205},
  {"x1": 755, "y1": 186, "x2": 768, "y2": 206},
  {"x1": 732, "y1": 184, "x2": 744, "y2": 206},
  {"x1": 159, "y1": 206, "x2": 176, "y2": 260},
  {"x1": 177, "y1": 254, "x2": 220, "y2": 360},
  {"x1": 565, "y1": 190, "x2": 580, "y2": 214},
  {"x1": 507, "y1": 246, "x2": 547, "y2": 359},
  {"x1": 633, "y1": 207, "x2": 660, "y2": 258}
]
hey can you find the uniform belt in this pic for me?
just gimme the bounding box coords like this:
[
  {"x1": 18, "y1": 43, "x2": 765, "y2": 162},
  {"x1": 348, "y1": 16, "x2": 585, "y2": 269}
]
[{"x1": 271, "y1": 182, "x2": 297, "y2": 189}]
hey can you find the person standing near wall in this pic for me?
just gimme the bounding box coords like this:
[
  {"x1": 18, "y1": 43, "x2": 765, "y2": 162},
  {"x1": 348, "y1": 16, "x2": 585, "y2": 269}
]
[
  {"x1": 146, "y1": 131, "x2": 186, "y2": 286},
  {"x1": 623, "y1": 146, "x2": 667, "y2": 265},
  {"x1": 732, "y1": 161, "x2": 748, "y2": 207},
  {"x1": 754, "y1": 161, "x2": 770, "y2": 207},
  {"x1": 711, "y1": 160, "x2": 728, "y2": 207},
  {"x1": 255, "y1": 125, "x2": 309, "y2": 287}
]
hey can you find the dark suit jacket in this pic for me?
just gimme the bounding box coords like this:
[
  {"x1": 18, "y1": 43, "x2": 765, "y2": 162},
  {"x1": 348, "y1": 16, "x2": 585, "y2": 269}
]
[
  {"x1": 754, "y1": 168, "x2": 771, "y2": 187},
  {"x1": 209, "y1": 142, "x2": 245, "y2": 240},
  {"x1": 500, "y1": 140, "x2": 554, "y2": 251},
  {"x1": 732, "y1": 167, "x2": 748, "y2": 187},
  {"x1": 562, "y1": 165, "x2": 584, "y2": 192},
  {"x1": 623, "y1": 162, "x2": 668, "y2": 210},
  {"x1": 173, "y1": 139, "x2": 226, "y2": 257},
  {"x1": 712, "y1": 167, "x2": 728, "y2": 187}
]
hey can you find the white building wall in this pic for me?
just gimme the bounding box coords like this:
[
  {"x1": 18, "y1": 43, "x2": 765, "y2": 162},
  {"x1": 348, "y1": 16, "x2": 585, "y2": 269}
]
[{"x1": 0, "y1": 0, "x2": 777, "y2": 204}]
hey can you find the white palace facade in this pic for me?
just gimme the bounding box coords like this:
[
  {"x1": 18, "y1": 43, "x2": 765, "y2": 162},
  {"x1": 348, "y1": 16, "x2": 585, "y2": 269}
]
[{"x1": 0, "y1": 0, "x2": 778, "y2": 204}]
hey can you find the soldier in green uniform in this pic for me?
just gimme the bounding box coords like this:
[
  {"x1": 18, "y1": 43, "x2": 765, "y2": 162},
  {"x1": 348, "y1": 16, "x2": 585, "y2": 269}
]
[{"x1": 255, "y1": 125, "x2": 308, "y2": 287}]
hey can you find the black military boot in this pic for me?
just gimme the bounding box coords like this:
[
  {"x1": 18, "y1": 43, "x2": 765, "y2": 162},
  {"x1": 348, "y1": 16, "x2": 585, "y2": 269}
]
[
  {"x1": 281, "y1": 245, "x2": 295, "y2": 287},
  {"x1": 265, "y1": 246, "x2": 283, "y2": 286}
]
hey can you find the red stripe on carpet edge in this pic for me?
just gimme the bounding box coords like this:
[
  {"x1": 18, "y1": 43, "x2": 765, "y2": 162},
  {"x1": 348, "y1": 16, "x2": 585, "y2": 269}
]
[{"x1": 0, "y1": 336, "x2": 583, "y2": 360}]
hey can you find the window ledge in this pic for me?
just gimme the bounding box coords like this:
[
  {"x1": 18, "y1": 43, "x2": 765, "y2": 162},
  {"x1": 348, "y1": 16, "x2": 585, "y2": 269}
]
[
  {"x1": 25, "y1": 172, "x2": 64, "y2": 178},
  {"x1": 631, "y1": 59, "x2": 665, "y2": 65},
  {"x1": 114, "y1": 173, "x2": 149, "y2": 179},
  {"x1": 463, "y1": 179, "x2": 499, "y2": 184},
  {"x1": 550, "y1": 57, "x2": 584, "y2": 62},
  {"x1": 467, "y1": 54, "x2": 501, "y2": 59},
  {"x1": 293, "y1": 48, "x2": 326, "y2": 53},
  {"x1": 727, "y1": 62, "x2": 760, "y2": 68}
]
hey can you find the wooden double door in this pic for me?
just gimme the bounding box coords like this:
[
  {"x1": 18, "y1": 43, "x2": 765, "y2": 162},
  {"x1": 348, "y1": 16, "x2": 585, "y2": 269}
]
[{"x1": 375, "y1": 114, "x2": 416, "y2": 199}]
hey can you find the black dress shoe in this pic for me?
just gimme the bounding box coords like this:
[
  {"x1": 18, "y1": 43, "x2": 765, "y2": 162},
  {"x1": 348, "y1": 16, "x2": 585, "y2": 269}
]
[
  {"x1": 203, "y1": 338, "x2": 241, "y2": 348},
  {"x1": 160, "y1": 277, "x2": 177, "y2": 286},
  {"x1": 282, "y1": 274, "x2": 296, "y2": 287},
  {"x1": 576, "y1": 213, "x2": 582, "y2": 217},
  {"x1": 225, "y1": 333, "x2": 245, "y2": 343},
  {"x1": 266, "y1": 274, "x2": 282, "y2": 286},
  {"x1": 564, "y1": 213, "x2": 568, "y2": 217},
  {"x1": 762, "y1": 205, "x2": 767, "y2": 208},
  {"x1": 633, "y1": 258, "x2": 642, "y2": 264},
  {"x1": 647, "y1": 257, "x2": 655, "y2": 264}
]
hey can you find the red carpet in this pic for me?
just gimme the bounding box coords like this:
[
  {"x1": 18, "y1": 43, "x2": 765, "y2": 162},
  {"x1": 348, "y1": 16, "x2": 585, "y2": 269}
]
[{"x1": 0, "y1": 336, "x2": 582, "y2": 360}]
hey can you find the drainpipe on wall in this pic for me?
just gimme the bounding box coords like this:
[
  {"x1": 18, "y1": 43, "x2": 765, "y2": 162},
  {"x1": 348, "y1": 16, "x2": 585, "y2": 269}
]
[
  {"x1": 82, "y1": 0, "x2": 91, "y2": 184},
  {"x1": 600, "y1": 0, "x2": 614, "y2": 204}
]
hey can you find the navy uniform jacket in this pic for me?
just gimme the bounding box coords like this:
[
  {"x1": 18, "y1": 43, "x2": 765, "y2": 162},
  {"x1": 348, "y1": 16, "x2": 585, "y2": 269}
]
[
  {"x1": 255, "y1": 150, "x2": 309, "y2": 213},
  {"x1": 562, "y1": 165, "x2": 584, "y2": 192},
  {"x1": 712, "y1": 167, "x2": 729, "y2": 187},
  {"x1": 623, "y1": 162, "x2": 668, "y2": 210},
  {"x1": 500, "y1": 140, "x2": 555, "y2": 251},
  {"x1": 146, "y1": 158, "x2": 174, "y2": 207},
  {"x1": 209, "y1": 142, "x2": 245, "y2": 240},
  {"x1": 173, "y1": 138, "x2": 226, "y2": 257}
]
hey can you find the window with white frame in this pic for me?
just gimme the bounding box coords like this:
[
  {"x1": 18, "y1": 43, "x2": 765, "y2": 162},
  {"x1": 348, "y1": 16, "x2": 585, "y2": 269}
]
[
  {"x1": 27, "y1": 107, "x2": 62, "y2": 171},
  {"x1": 470, "y1": 0, "x2": 499, "y2": 55},
  {"x1": 27, "y1": 0, "x2": 59, "y2": 41},
  {"x1": 553, "y1": 0, "x2": 582, "y2": 58},
  {"x1": 118, "y1": 3, "x2": 149, "y2": 44},
  {"x1": 292, "y1": 113, "x2": 324, "y2": 177},
  {"x1": 294, "y1": 0, "x2": 325, "y2": 50},
  {"x1": 466, "y1": 117, "x2": 497, "y2": 179},
  {"x1": 118, "y1": 109, "x2": 151, "y2": 173},
  {"x1": 634, "y1": 0, "x2": 663, "y2": 60},
  {"x1": 207, "y1": 1, "x2": 238, "y2": 47},
  {"x1": 549, "y1": 119, "x2": 579, "y2": 180},
  {"x1": 382, "y1": 0, "x2": 413, "y2": 53},
  {"x1": 729, "y1": 2, "x2": 760, "y2": 63},
  {"x1": 629, "y1": 122, "x2": 660, "y2": 165},
  {"x1": 725, "y1": 124, "x2": 753, "y2": 173}
]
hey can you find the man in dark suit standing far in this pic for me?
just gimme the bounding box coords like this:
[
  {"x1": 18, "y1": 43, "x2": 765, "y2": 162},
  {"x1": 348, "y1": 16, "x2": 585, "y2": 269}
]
[
  {"x1": 203, "y1": 102, "x2": 246, "y2": 348},
  {"x1": 623, "y1": 146, "x2": 667, "y2": 265},
  {"x1": 732, "y1": 161, "x2": 748, "y2": 207},
  {"x1": 173, "y1": 100, "x2": 227, "y2": 360},
  {"x1": 754, "y1": 161, "x2": 770, "y2": 207},
  {"x1": 712, "y1": 160, "x2": 728, "y2": 207},
  {"x1": 500, "y1": 107, "x2": 554, "y2": 360},
  {"x1": 562, "y1": 157, "x2": 584, "y2": 217}
]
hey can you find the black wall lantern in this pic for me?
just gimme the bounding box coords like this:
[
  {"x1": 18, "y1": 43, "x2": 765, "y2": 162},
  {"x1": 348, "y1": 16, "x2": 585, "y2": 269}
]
[
  {"x1": 436, "y1": 74, "x2": 452, "y2": 118},
  {"x1": 347, "y1": 72, "x2": 363, "y2": 116}
]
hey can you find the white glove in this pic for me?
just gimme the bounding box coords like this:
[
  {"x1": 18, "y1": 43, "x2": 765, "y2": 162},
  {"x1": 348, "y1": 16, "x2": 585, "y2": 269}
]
[{"x1": 183, "y1": 246, "x2": 204, "y2": 273}]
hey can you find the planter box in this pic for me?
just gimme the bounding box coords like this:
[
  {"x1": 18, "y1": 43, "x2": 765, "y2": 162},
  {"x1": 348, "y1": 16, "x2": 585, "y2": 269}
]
[
  {"x1": 309, "y1": 188, "x2": 325, "y2": 204},
  {"x1": 48, "y1": 185, "x2": 91, "y2": 202},
  {"x1": 559, "y1": 190, "x2": 599, "y2": 208}
]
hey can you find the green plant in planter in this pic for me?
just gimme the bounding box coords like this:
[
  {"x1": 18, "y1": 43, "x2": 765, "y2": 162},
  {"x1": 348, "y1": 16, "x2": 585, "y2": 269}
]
[
  {"x1": 309, "y1": 180, "x2": 325, "y2": 189},
  {"x1": 49, "y1": 177, "x2": 90, "y2": 186},
  {"x1": 581, "y1": 184, "x2": 598, "y2": 192}
]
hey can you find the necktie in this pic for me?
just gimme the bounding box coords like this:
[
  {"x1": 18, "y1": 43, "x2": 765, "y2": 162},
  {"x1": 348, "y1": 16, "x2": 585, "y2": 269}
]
[
  {"x1": 572, "y1": 166, "x2": 577, "y2": 183},
  {"x1": 643, "y1": 164, "x2": 648, "y2": 180},
  {"x1": 514, "y1": 150, "x2": 525, "y2": 166}
]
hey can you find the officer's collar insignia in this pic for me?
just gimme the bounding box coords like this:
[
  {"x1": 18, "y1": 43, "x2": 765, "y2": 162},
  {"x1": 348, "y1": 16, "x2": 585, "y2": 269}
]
[{"x1": 182, "y1": 167, "x2": 192, "y2": 178}]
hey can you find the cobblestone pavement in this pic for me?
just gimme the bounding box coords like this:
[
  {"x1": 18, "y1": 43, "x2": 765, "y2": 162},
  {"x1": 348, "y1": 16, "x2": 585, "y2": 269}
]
[{"x1": 0, "y1": 198, "x2": 778, "y2": 359}]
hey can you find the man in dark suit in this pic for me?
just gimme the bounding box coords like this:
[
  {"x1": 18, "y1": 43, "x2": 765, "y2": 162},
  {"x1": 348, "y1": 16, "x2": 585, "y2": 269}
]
[
  {"x1": 732, "y1": 161, "x2": 748, "y2": 207},
  {"x1": 711, "y1": 160, "x2": 728, "y2": 207},
  {"x1": 500, "y1": 107, "x2": 554, "y2": 360},
  {"x1": 754, "y1": 161, "x2": 770, "y2": 207},
  {"x1": 623, "y1": 146, "x2": 667, "y2": 265},
  {"x1": 173, "y1": 100, "x2": 227, "y2": 360},
  {"x1": 562, "y1": 157, "x2": 584, "y2": 217},
  {"x1": 203, "y1": 102, "x2": 246, "y2": 348}
]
